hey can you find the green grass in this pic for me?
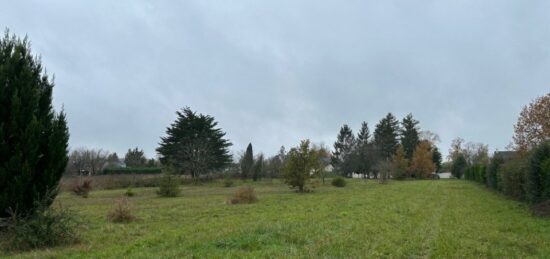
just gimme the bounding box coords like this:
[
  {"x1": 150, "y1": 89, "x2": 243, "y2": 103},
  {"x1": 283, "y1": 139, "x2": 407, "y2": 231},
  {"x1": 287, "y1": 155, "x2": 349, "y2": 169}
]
[{"x1": 3, "y1": 180, "x2": 550, "y2": 258}]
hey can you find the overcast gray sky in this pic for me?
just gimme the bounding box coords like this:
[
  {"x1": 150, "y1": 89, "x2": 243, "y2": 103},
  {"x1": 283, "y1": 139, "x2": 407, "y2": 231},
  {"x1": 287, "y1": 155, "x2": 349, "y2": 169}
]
[{"x1": 2, "y1": 1, "x2": 549, "y2": 160}]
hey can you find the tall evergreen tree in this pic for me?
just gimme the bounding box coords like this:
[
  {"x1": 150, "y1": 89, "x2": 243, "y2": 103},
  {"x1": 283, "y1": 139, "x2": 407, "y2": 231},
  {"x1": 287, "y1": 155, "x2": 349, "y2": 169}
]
[
  {"x1": 374, "y1": 113, "x2": 400, "y2": 160},
  {"x1": 400, "y1": 113, "x2": 420, "y2": 160},
  {"x1": 0, "y1": 32, "x2": 70, "y2": 217},
  {"x1": 354, "y1": 122, "x2": 376, "y2": 178},
  {"x1": 240, "y1": 143, "x2": 254, "y2": 179},
  {"x1": 252, "y1": 154, "x2": 264, "y2": 181},
  {"x1": 432, "y1": 146, "x2": 443, "y2": 173},
  {"x1": 451, "y1": 154, "x2": 467, "y2": 179},
  {"x1": 156, "y1": 107, "x2": 232, "y2": 179},
  {"x1": 332, "y1": 124, "x2": 356, "y2": 176},
  {"x1": 124, "y1": 147, "x2": 146, "y2": 167}
]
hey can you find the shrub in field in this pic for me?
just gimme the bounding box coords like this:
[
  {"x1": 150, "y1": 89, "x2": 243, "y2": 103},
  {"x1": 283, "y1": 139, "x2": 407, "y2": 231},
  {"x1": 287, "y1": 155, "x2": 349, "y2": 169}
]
[
  {"x1": 226, "y1": 187, "x2": 257, "y2": 204},
  {"x1": 331, "y1": 177, "x2": 347, "y2": 187},
  {"x1": 526, "y1": 141, "x2": 550, "y2": 204},
  {"x1": 223, "y1": 178, "x2": 234, "y2": 187},
  {"x1": 500, "y1": 158, "x2": 528, "y2": 200},
  {"x1": 1, "y1": 202, "x2": 79, "y2": 251},
  {"x1": 72, "y1": 180, "x2": 92, "y2": 198},
  {"x1": 157, "y1": 173, "x2": 180, "y2": 197},
  {"x1": 107, "y1": 198, "x2": 135, "y2": 223},
  {"x1": 125, "y1": 188, "x2": 135, "y2": 197},
  {"x1": 0, "y1": 32, "x2": 70, "y2": 218},
  {"x1": 283, "y1": 140, "x2": 320, "y2": 192},
  {"x1": 532, "y1": 200, "x2": 550, "y2": 218}
]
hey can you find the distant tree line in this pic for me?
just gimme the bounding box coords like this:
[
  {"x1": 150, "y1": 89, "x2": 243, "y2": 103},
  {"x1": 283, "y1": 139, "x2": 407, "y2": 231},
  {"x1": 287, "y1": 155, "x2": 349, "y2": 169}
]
[
  {"x1": 331, "y1": 113, "x2": 442, "y2": 180},
  {"x1": 66, "y1": 147, "x2": 160, "y2": 176}
]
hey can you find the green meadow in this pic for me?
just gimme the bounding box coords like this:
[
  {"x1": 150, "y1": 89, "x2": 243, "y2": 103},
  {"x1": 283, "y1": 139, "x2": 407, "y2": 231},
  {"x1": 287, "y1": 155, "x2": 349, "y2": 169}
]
[{"x1": 4, "y1": 179, "x2": 550, "y2": 258}]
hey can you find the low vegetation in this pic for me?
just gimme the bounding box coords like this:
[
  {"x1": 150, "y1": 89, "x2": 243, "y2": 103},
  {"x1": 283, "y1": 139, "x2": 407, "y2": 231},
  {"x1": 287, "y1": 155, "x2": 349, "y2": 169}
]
[
  {"x1": 331, "y1": 177, "x2": 346, "y2": 187},
  {"x1": 3, "y1": 180, "x2": 550, "y2": 258},
  {"x1": 107, "y1": 198, "x2": 136, "y2": 223},
  {"x1": 72, "y1": 180, "x2": 93, "y2": 198},
  {"x1": 0, "y1": 203, "x2": 79, "y2": 251},
  {"x1": 225, "y1": 186, "x2": 258, "y2": 205},
  {"x1": 156, "y1": 173, "x2": 181, "y2": 197}
]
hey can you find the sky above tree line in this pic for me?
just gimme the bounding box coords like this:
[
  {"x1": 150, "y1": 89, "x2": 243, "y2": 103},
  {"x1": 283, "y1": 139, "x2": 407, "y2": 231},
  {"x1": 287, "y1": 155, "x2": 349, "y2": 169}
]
[{"x1": 1, "y1": 1, "x2": 549, "y2": 160}]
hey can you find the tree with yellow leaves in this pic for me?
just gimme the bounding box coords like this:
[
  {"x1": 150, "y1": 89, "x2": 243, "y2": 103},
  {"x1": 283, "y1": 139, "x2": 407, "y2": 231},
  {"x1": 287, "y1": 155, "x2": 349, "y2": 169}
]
[
  {"x1": 512, "y1": 93, "x2": 550, "y2": 153},
  {"x1": 410, "y1": 141, "x2": 436, "y2": 178}
]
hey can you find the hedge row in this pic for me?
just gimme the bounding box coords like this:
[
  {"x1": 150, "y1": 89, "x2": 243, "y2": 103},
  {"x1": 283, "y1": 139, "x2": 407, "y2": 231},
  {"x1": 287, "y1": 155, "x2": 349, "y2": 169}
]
[
  {"x1": 102, "y1": 167, "x2": 162, "y2": 175},
  {"x1": 464, "y1": 164, "x2": 486, "y2": 184},
  {"x1": 464, "y1": 141, "x2": 550, "y2": 204}
]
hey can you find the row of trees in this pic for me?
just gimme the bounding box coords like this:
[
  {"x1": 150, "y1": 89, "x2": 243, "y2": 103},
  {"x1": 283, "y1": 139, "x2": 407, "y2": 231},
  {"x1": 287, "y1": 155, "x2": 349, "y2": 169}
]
[
  {"x1": 66, "y1": 147, "x2": 158, "y2": 175},
  {"x1": 331, "y1": 113, "x2": 442, "y2": 179},
  {"x1": 455, "y1": 92, "x2": 550, "y2": 205}
]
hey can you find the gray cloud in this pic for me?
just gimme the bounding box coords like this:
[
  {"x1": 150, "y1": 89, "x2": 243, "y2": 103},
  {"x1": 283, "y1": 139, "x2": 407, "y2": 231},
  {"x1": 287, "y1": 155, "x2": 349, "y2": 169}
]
[{"x1": 2, "y1": 1, "x2": 549, "y2": 159}]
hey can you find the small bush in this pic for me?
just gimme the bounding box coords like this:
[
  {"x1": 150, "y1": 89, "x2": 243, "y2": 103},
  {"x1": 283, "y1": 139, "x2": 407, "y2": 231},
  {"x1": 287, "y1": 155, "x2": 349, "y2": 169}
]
[
  {"x1": 331, "y1": 177, "x2": 347, "y2": 187},
  {"x1": 532, "y1": 200, "x2": 550, "y2": 218},
  {"x1": 125, "y1": 188, "x2": 135, "y2": 197},
  {"x1": 107, "y1": 198, "x2": 136, "y2": 223},
  {"x1": 157, "y1": 173, "x2": 180, "y2": 197},
  {"x1": 1, "y1": 204, "x2": 79, "y2": 251},
  {"x1": 72, "y1": 180, "x2": 92, "y2": 198},
  {"x1": 223, "y1": 178, "x2": 234, "y2": 187},
  {"x1": 226, "y1": 187, "x2": 257, "y2": 204}
]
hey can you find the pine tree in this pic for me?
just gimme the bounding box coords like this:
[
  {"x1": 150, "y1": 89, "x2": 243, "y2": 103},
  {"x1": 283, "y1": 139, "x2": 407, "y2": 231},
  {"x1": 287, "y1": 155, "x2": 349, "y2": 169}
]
[
  {"x1": 0, "y1": 32, "x2": 69, "y2": 217},
  {"x1": 124, "y1": 147, "x2": 146, "y2": 167},
  {"x1": 354, "y1": 122, "x2": 376, "y2": 178},
  {"x1": 400, "y1": 113, "x2": 420, "y2": 160},
  {"x1": 332, "y1": 124, "x2": 356, "y2": 176},
  {"x1": 240, "y1": 143, "x2": 254, "y2": 179},
  {"x1": 156, "y1": 107, "x2": 232, "y2": 179},
  {"x1": 374, "y1": 113, "x2": 400, "y2": 160},
  {"x1": 432, "y1": 146, "x2": 443, "y2": 173}
]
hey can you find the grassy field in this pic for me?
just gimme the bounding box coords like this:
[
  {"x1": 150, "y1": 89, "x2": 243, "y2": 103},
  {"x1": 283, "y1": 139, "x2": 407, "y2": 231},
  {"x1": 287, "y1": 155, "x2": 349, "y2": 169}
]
[{"x1": 3, "y1": 179, "x2": 550, "y2": 258}]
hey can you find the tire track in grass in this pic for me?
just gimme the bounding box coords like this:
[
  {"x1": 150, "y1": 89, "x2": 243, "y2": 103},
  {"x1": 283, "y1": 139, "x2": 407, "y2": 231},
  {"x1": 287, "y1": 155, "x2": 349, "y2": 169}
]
[{"x1": 420, "y1": 181, "x2": 449, "y2": 258}]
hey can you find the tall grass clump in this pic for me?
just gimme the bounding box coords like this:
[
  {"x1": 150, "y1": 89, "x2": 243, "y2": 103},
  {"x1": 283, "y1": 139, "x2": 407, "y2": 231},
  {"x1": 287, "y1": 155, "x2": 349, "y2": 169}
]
[
  {"x1": 225, "y1": 187, "x2": 257, "y2": 204},
  {"x1": 0, "y1": 200, "x2": 79, "y2": 251},
  {"x1": 107, "y1": 198, "x2": 136, "y2": 223}
]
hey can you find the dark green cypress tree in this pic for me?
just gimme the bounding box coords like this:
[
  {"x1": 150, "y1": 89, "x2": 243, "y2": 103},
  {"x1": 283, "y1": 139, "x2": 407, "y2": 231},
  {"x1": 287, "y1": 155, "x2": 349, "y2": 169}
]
[
  {"x1": 432, "y1": 146, "x2": 443, "y2": 173},
  {"x1": 252, "y1": 154, "x2": 264, "y2": 181},
  {"x1": 526, "y1": 141, "x2": 550, "y2": 204},
  {"x1": 451, "y1": 154, "x2": 467, "y2": 179},
  {"x1": 156, "y1": 107, "x2": 232, "y2": 179},
  {"x1": 373, "y1": 113, "x2": 400, "y2": 160},
  {"x1": 400, "y1": 113, "x2": 420, "y2": 160},
  {"x1": 0, "y1": 32, "x2": 69, "y2": 217},
  {"x1": 354, "y1": 122, "x2": 376, "y2": 177},
  {"x1": 240, "y1": 143, "x2": 254, "y2": 179},
  {"x1": 487, "y1": 154, "x2": 504, "y2": 190},
  {"x1": 332, "y1": 124, "x2": 356, "y2": 176}
]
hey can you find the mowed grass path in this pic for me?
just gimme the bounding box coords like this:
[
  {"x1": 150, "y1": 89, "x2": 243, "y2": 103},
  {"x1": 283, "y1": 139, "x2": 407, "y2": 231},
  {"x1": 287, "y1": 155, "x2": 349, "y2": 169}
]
[{"x1": 4, "y1": 180, "x2": 550, "y2": 258}]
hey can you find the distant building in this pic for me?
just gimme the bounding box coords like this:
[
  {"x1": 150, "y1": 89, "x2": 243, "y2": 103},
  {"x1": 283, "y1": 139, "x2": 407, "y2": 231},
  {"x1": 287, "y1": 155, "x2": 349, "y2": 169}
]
[{"x1": 493, "y1": 151, "x2": 518, "y2": 161}]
